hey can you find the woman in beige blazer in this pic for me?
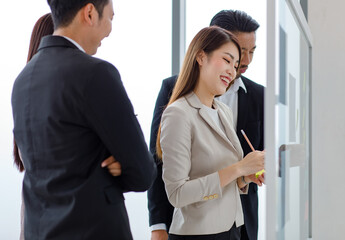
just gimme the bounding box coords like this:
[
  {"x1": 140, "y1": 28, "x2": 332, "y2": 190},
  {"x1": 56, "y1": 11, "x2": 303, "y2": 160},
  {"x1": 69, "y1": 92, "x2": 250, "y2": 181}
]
[{"x1": 156, "y1": 26, "x2": 265, "y2": 240}]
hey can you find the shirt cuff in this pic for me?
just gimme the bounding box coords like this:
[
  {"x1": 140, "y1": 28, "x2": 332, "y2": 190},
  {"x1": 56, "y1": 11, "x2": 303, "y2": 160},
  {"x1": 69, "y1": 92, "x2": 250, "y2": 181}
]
[
  {"x1": 239, "y1": 182, "x2": 249, "y2": 194},
  {"x1": 150, "y1": 223, "x2": 167, "y2": 231}
]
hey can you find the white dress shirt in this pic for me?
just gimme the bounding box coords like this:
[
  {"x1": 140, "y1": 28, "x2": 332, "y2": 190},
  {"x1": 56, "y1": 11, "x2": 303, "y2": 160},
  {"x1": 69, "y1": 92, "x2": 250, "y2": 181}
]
[{"x1": 217, "y1": 77, "x2": 247, "y2": 129}]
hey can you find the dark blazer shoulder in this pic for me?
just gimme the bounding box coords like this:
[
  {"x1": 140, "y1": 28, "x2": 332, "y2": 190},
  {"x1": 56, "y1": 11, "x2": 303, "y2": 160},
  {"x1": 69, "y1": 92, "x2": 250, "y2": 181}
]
[
  {"x1": 241, "y1": 76, "x2": 264, "y2": 92},
  {"x1": 38, "y1": 35, "x2": 113, "y2": 68},
  {"x1": 38, "y1": 35, "x2": 79, "y2": 52},
  {"x1": 241, "y1": 76, "x2": 264, "y2": 103},
  {"x1": 162, "y1": 75, "x2": 178, "y2": 91},
  {"x1": 87, "y1": 57, "x2": 120, "y2": 76},
  {"x1": 241, "y1": 76, "x2": 265, "y2": 95}
]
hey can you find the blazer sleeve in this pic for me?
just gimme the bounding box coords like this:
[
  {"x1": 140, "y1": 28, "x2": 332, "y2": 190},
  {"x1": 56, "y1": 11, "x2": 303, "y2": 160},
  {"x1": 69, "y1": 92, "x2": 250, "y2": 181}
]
[
  {"x1": 160, "y1": 105, "x2": 222, "y2": 209},
  {"x1": 147, "y1": 78, "x2": 176, "y2": 227},
  {"x1": 84, "y1": 61, "x2": 156, "y2": 192},
  {"x1": 149, "y1": 77, "x2": 176, "y2": 160}
]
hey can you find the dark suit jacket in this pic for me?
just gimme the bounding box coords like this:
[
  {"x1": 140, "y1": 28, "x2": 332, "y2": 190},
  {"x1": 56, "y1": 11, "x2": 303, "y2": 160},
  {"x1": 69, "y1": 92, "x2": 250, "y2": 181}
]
[
  {"x1": 12, "y1": 36, "x2": 156, "y2": 240},
  {"x1": 147, "y1": 75, "x2": 264, "y2": 240}
]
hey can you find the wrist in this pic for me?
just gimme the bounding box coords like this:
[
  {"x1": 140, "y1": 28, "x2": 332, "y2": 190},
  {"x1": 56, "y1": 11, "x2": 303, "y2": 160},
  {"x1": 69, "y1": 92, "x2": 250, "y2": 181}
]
[
  {"x1": 241, "y1": 176, "x2": 250, "y2": 185},
  {"x1": 150, "y1": 223, "x2": 167, "y2": 232},
  {"x1": 234, "y1": 161, "x2": 244, "y2": 177}
]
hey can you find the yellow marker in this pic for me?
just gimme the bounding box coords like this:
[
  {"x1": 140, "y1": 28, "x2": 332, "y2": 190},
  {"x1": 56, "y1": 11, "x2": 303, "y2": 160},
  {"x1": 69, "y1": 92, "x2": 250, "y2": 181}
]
[{"x1": 255, "y1": 169, "x2": 265, "y2": 178}]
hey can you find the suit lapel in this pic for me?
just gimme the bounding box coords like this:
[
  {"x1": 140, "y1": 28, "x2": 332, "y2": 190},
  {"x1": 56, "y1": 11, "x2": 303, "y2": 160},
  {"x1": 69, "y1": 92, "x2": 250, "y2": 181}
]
[
  {"x1": 217, "y1": 108, "x2": 243, "y2": 158},
  {"x1": 237, "y1": 87, "x2": 249, "y2": 136},
  {"x1": 185, "y1": 92, "x2": 241, "y2": 154},
  {"x1": 198, "y1": 107, "x2": 232, "y2": 146}
]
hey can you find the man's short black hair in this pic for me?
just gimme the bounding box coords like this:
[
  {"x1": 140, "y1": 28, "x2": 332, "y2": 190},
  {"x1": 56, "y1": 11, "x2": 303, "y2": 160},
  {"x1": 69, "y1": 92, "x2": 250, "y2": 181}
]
[
  {"x1": 47, "y1": 0, "x2": 109, "y2": 29},
  {"x1": 210, "y1": 10, "x2": 260, "y2": 33}
]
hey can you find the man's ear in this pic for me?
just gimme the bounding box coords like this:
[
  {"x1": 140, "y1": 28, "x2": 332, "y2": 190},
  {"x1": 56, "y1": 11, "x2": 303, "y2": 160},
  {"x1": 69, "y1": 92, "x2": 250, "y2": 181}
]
[
  {"x1": 82, "y1": 3, "x2": 97, "y2": 26},
  {"x1": 196, "y1": 50, "x2": 206, "y2": 66}
]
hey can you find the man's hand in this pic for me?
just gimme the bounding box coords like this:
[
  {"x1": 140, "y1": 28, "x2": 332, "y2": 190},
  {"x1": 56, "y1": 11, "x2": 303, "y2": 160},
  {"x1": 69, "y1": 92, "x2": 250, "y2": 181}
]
[
  {"x1": 151, "y1": 230, "x2": 168, "y2": 240},
  {"x1": 101, "y1": 156, "x2": 122, "y2": 176},
  {"x1": 246, "y1": 172, "x2": 265, "y2": 186}
]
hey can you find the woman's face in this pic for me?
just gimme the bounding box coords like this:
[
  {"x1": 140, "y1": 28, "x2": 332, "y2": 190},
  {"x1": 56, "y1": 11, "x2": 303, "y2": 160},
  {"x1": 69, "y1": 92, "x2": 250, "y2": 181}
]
[{"x1": 197, "y1": 41, "x2": 240, "y2": 97}]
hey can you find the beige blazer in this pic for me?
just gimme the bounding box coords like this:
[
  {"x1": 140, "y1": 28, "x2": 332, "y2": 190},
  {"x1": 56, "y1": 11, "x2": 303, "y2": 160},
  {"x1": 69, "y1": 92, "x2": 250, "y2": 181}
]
[{"x1": 160, "y1": 92, "x2": 246, "y2": 235}]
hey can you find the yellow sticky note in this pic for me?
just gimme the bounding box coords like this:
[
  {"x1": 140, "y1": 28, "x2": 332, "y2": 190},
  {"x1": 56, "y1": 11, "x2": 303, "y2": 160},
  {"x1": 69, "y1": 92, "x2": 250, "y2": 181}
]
[{"x1": 255, "y1": 169, "x2": 265, "y2": 178}]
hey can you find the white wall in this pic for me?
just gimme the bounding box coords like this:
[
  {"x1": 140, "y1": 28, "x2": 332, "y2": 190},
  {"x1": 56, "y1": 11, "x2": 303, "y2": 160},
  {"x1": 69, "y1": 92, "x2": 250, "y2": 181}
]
[{"x1": 308, "y1": 1, "x2": 345, "y2": 239}]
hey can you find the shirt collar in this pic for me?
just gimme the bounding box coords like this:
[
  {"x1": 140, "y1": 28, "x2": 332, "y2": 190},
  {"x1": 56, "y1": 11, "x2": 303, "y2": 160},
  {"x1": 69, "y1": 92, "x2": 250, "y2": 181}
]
[
  {"x1": 62, "y1": 36, "x2": 86, "y2": 53},
  {"x1": 229, "y1": 77, "x2": 247, "y2": 93}
]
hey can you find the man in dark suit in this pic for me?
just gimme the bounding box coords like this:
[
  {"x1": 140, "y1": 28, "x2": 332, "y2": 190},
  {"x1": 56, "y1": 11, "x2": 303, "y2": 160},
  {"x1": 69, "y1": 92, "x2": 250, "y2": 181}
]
[
  {"x1": 11, "y1": 0, "x2": 156, "y2": 239},
  {"x1": 148, "y1": 10, "x2": 263, "y2": 240}
]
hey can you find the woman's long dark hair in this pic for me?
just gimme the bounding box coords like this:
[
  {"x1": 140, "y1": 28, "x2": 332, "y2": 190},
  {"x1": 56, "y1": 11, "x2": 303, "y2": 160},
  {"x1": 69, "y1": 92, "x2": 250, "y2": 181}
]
[
  {"x1": 156, "y1": 26, "x2": 242, "y2": 159},
  {"x1": 13, "y1": 13, "x2": 54, "y2": 172}
]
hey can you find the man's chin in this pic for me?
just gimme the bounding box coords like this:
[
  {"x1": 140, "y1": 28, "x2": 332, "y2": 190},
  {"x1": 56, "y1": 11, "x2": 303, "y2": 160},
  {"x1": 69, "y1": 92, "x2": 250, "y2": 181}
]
[
  {"x1": 239, "y1": 68, "x2": 247, "y2": 74},
  {"x1": 90, "y1": 47, "x2": 98, "y2": 56}
]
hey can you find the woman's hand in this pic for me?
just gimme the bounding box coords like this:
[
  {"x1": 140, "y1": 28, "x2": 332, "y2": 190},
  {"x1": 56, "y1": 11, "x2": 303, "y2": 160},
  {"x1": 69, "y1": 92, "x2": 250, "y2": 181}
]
[
  {"x1": 219, "y1": 151, "x2": 265, "y2": 188},
  {"x1": 101, "y1": 156, "x2": 122, "y2": 176},
  {"x1": 238, "y1": 151, "x2": 265, "y2": 176}
]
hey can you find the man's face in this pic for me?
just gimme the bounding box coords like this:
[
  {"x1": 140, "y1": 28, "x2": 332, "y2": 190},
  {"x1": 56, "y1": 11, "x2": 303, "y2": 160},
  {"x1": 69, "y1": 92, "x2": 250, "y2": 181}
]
[
  {"x1": 90, "y1": 0, "x2": 114, "y2": 55},
  {"x1": 234, "y1": 32, "x2": 256, "y2": 75}
]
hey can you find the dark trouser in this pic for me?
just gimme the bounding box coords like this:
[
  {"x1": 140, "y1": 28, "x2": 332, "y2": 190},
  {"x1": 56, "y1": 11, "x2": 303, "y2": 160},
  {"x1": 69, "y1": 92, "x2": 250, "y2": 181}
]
[
  {"x1": 240, "y1": 225, "x2": 250, "y2": 240},
  {"x1": 168, "y1": 223, "x2": 241, "y2": 240}
]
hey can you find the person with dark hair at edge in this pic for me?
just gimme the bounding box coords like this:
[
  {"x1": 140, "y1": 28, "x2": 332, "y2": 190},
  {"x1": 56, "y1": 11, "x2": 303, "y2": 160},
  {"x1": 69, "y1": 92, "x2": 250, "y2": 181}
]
[
  {"x1": 12, "y1": 1, "x2": 156, "y2": 239},
  {"x1": 148, "y1": 10, "x2": 264, "y2": 240}
]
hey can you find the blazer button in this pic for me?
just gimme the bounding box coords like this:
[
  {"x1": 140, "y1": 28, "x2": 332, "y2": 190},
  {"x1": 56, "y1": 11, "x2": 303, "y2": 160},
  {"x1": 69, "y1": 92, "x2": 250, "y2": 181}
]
[
  {"x1": 213, "y1": 194, "x2": 219, "y2": 199},
  {"x1": 203, "y1": 196, "x2": 209, "y2": 201}
]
